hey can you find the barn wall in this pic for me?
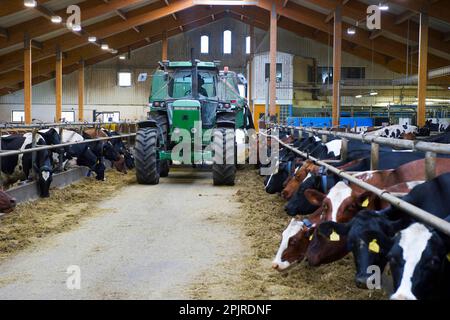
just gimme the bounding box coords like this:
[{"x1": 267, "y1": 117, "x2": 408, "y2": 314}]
[{"x1": 0, "y1": 18, "x2": 402, "y2": 122}]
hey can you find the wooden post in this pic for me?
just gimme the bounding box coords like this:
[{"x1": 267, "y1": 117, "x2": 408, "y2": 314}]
[
  {"x1": 162, "y1": 31, "x2": 168, "y2": 61},
  {"x1": 269, "y1": 2, "x2": 277, "y2": 120},
  {"x1": 425, "y1": 151, "x2": 436, "y2": 181},
  {"x1": 332, "y1": 3, "x2": 342, "y2": 127},
  {"x1": 340, "y1": 138, "x2": 348, "y2": 162},
  {"x1": 55, "y1": 47, "x2": 63, "y2": 123},
  {"x1": 248, "y1": 23, "x2": 254, "y2": 116},
  {"x1": 24, "y1": 35, "x2": 32, "y2": 124},
  {"x1": 370, "y1": 142, "x2": 379, "y2": 170},
  {"x1": 417, "y1": 13, "x2": 429, "y2": 127},
  {"x1": 78, "y1": 59, "x2": 85, "y2": 121}
]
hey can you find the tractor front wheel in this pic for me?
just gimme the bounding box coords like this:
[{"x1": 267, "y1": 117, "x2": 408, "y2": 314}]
[
  {"x1": 212, "y1": 128, "x2": 236, "y2": 186},
  {"x1": 135, "y1": 128, "x2": 160, "y2": 185}
]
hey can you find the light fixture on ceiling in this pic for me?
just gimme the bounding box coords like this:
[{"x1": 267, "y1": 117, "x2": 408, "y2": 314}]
[
  {"x1": 72, "y1": 24, "x2": 82, "y2": 32},
  {"x1": 347, "y1": 27, "x2": 356, "y2": 35},
  {"x1": 119, "y1": 55, "x2": 126, "y2": 60},
  {"x1": 24, "y1": 0, "x2": 37, "y2": 8},
  {"x1": 88, "y1": 36, "x2": 97, "y2": 43},
  {"x1": 51, "y1": 16, "x2": 62, "y2": 24},
  {"x1": 101, "y1": 44, "x2": 109, "y2": 50},
  {"x1": 370, "y1": 91, "x2": 378, "y2": 96},
  {"x1": 355, "y1": 94, "x2": 363, "y2": 98},
  {"x1": 379, "y1": 3, "x2": 389, "y2": 11},
  {"x1": 111, "y1": 49, "x2": 118, "y2": 54}
]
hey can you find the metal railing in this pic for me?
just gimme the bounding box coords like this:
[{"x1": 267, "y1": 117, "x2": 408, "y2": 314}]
[
  {"x1": 259, "y1": 127, "x2": 450, "y2": 236},
  {"x1": 275, "y1": 124, "x2": 450, "y2": 180}
]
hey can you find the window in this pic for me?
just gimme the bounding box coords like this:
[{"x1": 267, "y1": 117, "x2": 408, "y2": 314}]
[
  {"x1": 200, "y1": 35, "x2": 209, "y2": 54},
  {"x1": 264, "y1": 63, "x2": 282, "y2": 82},
  {"x1": 238, "y1": 84, "x2": 246, "y2": 97},
  {"x1": 118, "y1": 71, "x2": 132, "y2": 87},
  {"x1": 102, "y1": 112, "x2": 120, "y2": 123},
  {"x1": 223, "y1": 30, "x2": 232, "y2": 54},
  {"x1": 11, "y1": 110, "x2": 25, "y2": 122},
  {"x1": 61, "y1": 111, "x2": 75, "y2": 122},
  {"x1": 317, "y1": 67, "x2": 365, "y2": 84},
  {"x1": 245, "y1": 36, "x2": 251, "y2": 54}
]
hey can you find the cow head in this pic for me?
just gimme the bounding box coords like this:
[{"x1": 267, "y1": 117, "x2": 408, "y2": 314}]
[
  {"x1": 272, "y1": 218, "x2": 314, "y2": 271},
  {"x1": 123, "y1": 149, "x2": 135, "y2": 169},
  {"x1": 281, "y1": 160, "x2": 317, "y2": 200},
  {"x1": 284, "y1": 176, "x2": 321, "y2": 216},
  {"x1": 94, "y1": 161, "x2": 106, "y2": 181},
  {"x1": 389, "y1": 223, "x2": 449, "y2": 300},
  {"x1": 315, "y1": 210, "x2": 405, "y2": 288},
  {"x1": 264, "y1": 161, "x2": 290, "y2": 194},
  {"x1": 0, "y1": 190, "x2": 16, "y2": 213},
  {"x1": 103, "y1": 142, "x2": 127, "y2": 174}
]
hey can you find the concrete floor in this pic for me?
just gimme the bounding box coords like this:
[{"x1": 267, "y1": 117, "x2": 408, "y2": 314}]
[{"x1": 0, "y1": 168, "x2": 243, "y2": 299}]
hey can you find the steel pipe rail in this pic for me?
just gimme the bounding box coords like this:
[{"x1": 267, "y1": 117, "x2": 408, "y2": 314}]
[
  {"x1": 275, "y1": 124, "x2": 450, "y2": 155},
  {"x1": 0, "y1": 133, "x2": 136, "y2": 158},
  {"x1": 0, "y1": 121, "x2": 137, "y2": 130},
  {"x1": 259, "y1": 130, "x2": 450, "y2": 236}
]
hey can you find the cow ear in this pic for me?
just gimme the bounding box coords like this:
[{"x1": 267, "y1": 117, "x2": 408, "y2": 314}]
[
  {"x1": 318, "y1": 221, "x2": 350, "y2": 238},
  {"x1": 355, "y1": 191, "x2": 372, "y2": 208},
  {"x1": 304, "y1": 189, "x2": 326, "y2": 206}
]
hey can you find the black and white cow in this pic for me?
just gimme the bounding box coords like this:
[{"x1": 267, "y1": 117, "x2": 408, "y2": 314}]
[
  {"x1": 1, "y1": 133, "x2": 53, "y2": 197},
  {"x1": 364, "y1": 124, "x2": 418, "y2": 138},
  {"x1": 320, "y1": 173, "x2": 450, "y2": 299},
  {"x1": 102, "y1": 129, "x2": 135, "y2": 170}
]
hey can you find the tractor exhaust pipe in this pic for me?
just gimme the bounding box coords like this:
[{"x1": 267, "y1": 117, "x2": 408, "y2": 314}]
[{"x1": 191, "y1": 48, "x2": 199, "y2": 99}]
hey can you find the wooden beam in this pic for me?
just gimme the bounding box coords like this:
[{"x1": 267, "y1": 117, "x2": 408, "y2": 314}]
[
  {"x1": 78, "y1": 60, "x2": 85, "y2": 121},
  {"x1": 55, "y1": 48, "x2": 63, "y2": 122},
  {"x1": 269, "y1": 1, "x2": 277, "y2": 119},
  {"x1": 388, "y1": 0, "x2": 450, "y2": 25},
  {"x1": 0, "y1": 27, "x2": 8, "y2": 39},
  {"x1": 417, "y1": 13, "x2": 429, "y2": 127},
  {"x1": 332, "y1": 2, "x2": 342, "y2": 127},
  {"x1": 162, "y1": 31, "x2": 168, "y2": 61},
  {"x1": 444, "y1": 33, "x2": 450, "y2": 42},
  {"x1": 0, "y1": 0, "x2": 52, "y2": 18},
  {"x1": 395, "y1": 10, "x2": 416, "y2": 24},
  {"x1": 0, "y1": 0, "x2": 152, "y2": 51},
  {"x1": 24, "y1": 36, "x2": 32, "y2": 125},
  {"x1": 0, "y1": 0, "x2": 194, "y2": 74},
  {"x1": 369, "y1": 30, "x2": 383, "y2": 40},
  {"x1": 324, "y1": 11, "x2": 334, "y2": 24}
]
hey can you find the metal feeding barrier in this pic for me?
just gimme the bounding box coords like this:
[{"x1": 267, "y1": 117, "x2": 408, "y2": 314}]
[
  {"x1": 276, "y1": 124, "x2": 450, "y2": 181},
  {"x1": 259, "y1": 126, "x2": 450, "y2": 236},
  {"x1": 0, "y1": 121, "x2": 137, "y2": 183}
]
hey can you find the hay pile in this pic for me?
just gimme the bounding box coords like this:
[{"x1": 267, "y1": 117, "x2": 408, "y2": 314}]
[
  {"x1": 232, "y1": 168, "x2": 387, "y2": 300},
  {"x1": 0, "y1": 170, "x2": 136, "y2": 261}
]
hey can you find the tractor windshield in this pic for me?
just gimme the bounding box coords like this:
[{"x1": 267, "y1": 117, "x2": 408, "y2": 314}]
[
  {"x1": 217, "y1": 73, "x2": 242, "y2": 101},
  {"x1": 168, "y1": 70, "x2": 216, "y2": 98}
]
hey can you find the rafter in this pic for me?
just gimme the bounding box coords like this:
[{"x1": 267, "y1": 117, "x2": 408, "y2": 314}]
[
  {"x1": 0, "y1": 0, "x2": 151, "y2": 51},
  {"x1": 256, "y1": 0, "x2": 449, "y2": 69},
  {"x1": 300, "y1": 0, "x2": 450, "y2": 60},
  {"x1": 0, "y1": 0, "x2": 52, "y2": 18},
  {"x1": 388, "y1": 0, "x2": 450, "y2": 25},
  {"x1": 0, "y1": 6, "x2": 223, "y2": 89},
  {"x1": 0, "y1": 0, "x2": 196, "y2": 75},
  {"x1": 1, "y1": 12, "x2": 225, "y2": 96}
]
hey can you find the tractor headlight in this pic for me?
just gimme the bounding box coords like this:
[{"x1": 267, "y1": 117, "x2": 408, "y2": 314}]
[
  {"x1": 191, "y1": 127, "x2": 197, "y2": 134},
  {"x1": 153, "y1": 101, "x2": 160, "y2": 107}
]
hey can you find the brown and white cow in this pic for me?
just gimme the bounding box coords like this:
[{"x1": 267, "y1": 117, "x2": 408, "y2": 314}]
[{"x1": 272, "y1": 158, "x2": 450, "y2": 271}]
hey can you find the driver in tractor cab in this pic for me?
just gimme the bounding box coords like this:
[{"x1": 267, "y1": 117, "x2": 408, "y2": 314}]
[{"x1": 198, "y1": 75, "x2": 208, "y2": 97}]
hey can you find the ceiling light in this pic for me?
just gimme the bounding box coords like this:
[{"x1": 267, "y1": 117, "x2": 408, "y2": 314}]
[
  {"x1": 347, "y1": 27, "x2": 356, "y2": 35},
  {"x1": 379, "y1": 3, "x2": 389, "y2": 11},
  {"x1": 51, "y1": 16, "x2": 62, "y2": 24},
  {"x1": 24, "y1": 0, "x2": 37, "y2": 8},
  {"x1": 355, "y1": 94, "x2": 363, "y2": 98},
  {"x1": 119, "y1": 55, "x2": 126, "y2": 60},
  {"x1": 88, "y1": 36, "x2": 97, "y2": 43},
  {"x1": 101, "y1": 44, "x2": 109, "y2": 50},
  {"x1": 370, "y1": 91, "x2": 378, "y2": 96},
  {"x1": 72, "y1": 24, "x2": 82, "y2": 32},
  {"x1": 111, "y1": 49, "x2": 118, "y2": 54}
]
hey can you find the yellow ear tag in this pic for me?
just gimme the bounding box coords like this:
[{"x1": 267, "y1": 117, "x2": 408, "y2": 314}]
[
  {"x1": 369, "y1": 239, "x2": 380, "y2": 254},
  {"x1": 309, "y1": 234, "x2": 314, "y2": 241},
  {"x1": 329, "y1": 230, "x2": 340, "y2": 242},
  {"x1": 447, "y1": 253, "x2": 450, "y2": 262},
  {"x1": 361, "y1": 198, "x2": 370, "y2": 208}
]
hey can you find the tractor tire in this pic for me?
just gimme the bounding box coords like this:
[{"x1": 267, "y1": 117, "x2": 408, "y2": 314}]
[
  {"x1": 153, "y1": 113, "x2": 170, "y2": 177},
  {"x1": 212, "y1": 128, "x2": 236, "y2": 186},
  {"x1": 135, "y1": 128, "x2": 160, "y2": 185}
]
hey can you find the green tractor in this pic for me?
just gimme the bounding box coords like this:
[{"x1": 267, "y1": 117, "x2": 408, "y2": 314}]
[{"x1": 135, "y1": 59, "x2": 254, "y2": 186}]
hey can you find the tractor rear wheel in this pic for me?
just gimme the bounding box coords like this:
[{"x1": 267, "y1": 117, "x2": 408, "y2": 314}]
[
  {"x1": 153, "y1": 113, "x2": 170, "y2": 177},
  {"x1": 135, "y1": 128, "x2": 160, "y2": 185},
  {"x1": 212, "y1": 128, "x2": 236, "y2": 186}
]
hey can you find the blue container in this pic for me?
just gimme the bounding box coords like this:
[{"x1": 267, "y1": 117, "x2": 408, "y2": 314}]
[{"x1": 285, "y1": 117, "x2": 373, "y2": 128}]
